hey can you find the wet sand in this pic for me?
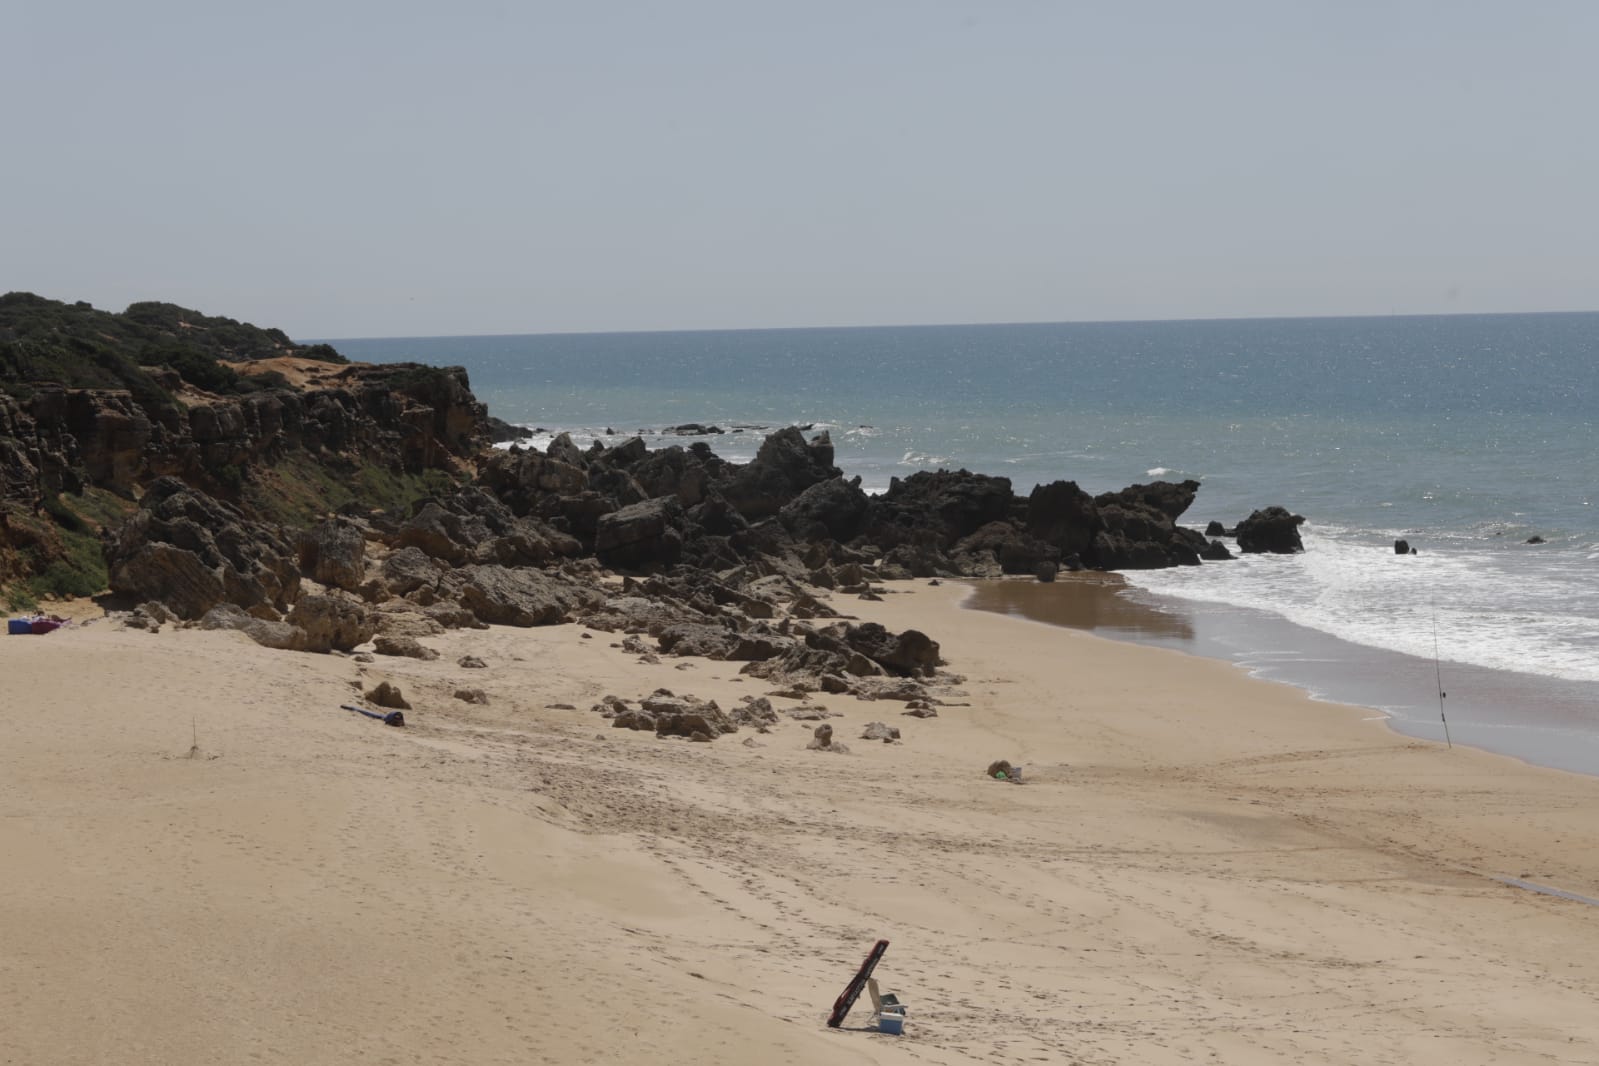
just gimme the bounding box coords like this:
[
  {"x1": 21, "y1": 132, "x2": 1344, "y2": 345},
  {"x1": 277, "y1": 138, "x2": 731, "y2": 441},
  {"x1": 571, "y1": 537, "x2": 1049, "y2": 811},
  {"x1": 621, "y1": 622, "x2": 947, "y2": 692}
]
[{"x1": 963, "y1": 575, "x2": 1599, "y2": 777}]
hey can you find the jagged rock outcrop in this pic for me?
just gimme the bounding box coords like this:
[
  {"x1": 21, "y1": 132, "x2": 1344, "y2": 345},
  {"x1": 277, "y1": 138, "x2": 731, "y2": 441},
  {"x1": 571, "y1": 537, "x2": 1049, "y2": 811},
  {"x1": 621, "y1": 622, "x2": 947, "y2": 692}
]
[
  {"x1": 288, "y1": 591, "x2": 374, "y2": 652},
  {"x1": 719, "y1": 427, "x2": 840, "y2": 521},
  {"x1": 443, "y1": 564, "x2": 604, "y2": 627},
  {"x1": 299, "y1": 516, "x2": 367, "y2": 591},
  {"x1": 864, "y1": 469, "x2": 1015, "y2": 551},
  {"x1": 105, "y1": 477, "x2": 300, "y2": 619},
  {"x1": 778, "y1": 476, "x2": 871, "y2": 542},
  {"x1": 1088, "y1": 480, "x2": 1206, "y2": 569},
  {"x1": 594, "y1": 496, "x2": 685, "y2": 570}
]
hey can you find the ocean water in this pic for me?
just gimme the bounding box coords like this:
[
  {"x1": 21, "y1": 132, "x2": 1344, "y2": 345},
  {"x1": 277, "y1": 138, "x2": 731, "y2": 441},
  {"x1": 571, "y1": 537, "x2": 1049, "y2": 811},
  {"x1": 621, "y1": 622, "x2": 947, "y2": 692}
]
[{"x1": 335, "y1": 313, "x2": 1599, "y2": 773}]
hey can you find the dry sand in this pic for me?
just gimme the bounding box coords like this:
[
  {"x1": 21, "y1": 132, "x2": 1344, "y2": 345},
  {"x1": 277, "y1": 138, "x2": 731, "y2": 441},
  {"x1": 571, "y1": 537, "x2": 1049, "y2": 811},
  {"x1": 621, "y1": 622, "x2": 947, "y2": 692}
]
[{"x1": 4, "y1": 580, "x2": 1598, "y2": 1065}]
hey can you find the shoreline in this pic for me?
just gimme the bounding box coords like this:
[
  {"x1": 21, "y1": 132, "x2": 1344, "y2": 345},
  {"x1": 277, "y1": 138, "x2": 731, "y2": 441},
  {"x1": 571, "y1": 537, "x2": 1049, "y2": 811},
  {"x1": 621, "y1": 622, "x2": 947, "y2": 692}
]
[
  {"x1": 960, "y1": 573, "x2": 1599, "y2": 780},
  {"x1": 7, "y1": 581, "x2": 1599, "y2": 1063}
]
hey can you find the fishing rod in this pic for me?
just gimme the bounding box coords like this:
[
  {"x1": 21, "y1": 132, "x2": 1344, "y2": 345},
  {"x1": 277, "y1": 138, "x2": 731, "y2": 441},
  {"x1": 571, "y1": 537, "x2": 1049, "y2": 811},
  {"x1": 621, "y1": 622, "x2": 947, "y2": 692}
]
[{"x1": 1431, "y1": 602, "x2": 1452, "y2": 749}]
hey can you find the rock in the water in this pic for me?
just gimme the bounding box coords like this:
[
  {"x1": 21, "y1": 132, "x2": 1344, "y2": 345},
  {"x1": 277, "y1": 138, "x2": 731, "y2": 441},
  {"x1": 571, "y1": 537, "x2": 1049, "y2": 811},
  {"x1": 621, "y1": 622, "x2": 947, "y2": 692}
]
[
  {"x1": 1235, "y1": 506, "x2": 1306, "y2": 554},
  {"x1": 1394, "y1": 539, "x2": 1410, "y2": 555}
]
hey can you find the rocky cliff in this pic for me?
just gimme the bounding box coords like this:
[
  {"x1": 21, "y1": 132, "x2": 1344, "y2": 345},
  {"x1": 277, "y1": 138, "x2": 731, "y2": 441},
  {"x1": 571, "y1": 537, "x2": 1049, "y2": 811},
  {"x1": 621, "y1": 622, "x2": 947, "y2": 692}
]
[{"x1": 0, "y1": 294, "x2": 488, "y2": 600}]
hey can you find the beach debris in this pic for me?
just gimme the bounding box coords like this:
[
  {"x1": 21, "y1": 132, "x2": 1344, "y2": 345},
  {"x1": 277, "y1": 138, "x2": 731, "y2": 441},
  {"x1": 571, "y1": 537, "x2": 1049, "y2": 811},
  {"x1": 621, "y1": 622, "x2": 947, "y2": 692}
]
[
  {"x1": 342, "y1": 703, "x2": 406, "y2": 727},
  {"x1": 458, "y1": 654, "x2": 488, "y2": 668},
  {"x1": 373, "y1": 634, "x2": 440, "y2": 660},
  {"x1": 986, "y1": 759, "x2": 1023, "y2": 782},
  {"x1": 364, "y1": 681, "x2": 411, "y2": 710},
  {"x1": 453, "y1": 687, "x2": 489, "y2": 704},
  {"x1": 861, "y1": 722, "x2": 900, "y2": 743}
]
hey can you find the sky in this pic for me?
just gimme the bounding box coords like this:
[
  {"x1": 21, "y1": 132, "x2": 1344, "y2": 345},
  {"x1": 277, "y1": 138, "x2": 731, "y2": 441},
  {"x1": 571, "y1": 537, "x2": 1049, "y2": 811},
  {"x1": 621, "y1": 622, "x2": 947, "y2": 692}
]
[{"x1": 6, "y1": 1, "x2": 1599, "y2": 339}]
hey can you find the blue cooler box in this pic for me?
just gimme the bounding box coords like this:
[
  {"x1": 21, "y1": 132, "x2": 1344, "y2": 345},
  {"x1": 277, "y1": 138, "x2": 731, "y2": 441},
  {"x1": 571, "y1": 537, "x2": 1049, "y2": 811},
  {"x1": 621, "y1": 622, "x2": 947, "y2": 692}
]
[{"x1": 8, "y1": 619, "x2": 32, "y2": 635}]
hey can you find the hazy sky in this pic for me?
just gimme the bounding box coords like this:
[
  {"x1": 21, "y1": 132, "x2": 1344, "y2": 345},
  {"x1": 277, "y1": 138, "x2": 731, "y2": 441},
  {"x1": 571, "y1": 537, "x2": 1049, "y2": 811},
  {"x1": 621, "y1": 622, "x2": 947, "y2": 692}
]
[{"x1": 7, "y1": 1, "x2": 1598, "y2": 338}]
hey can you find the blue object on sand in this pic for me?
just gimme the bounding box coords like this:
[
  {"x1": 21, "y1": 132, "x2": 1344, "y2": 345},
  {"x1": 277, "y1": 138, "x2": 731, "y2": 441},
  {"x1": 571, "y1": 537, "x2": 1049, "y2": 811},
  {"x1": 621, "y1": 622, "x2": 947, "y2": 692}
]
[
  {"x1": 878, "y1": 1011, "x2": 904, "y2": 1035},
  {"x1": 8, "y1": 619, "x2": 32, "y2": 635}
]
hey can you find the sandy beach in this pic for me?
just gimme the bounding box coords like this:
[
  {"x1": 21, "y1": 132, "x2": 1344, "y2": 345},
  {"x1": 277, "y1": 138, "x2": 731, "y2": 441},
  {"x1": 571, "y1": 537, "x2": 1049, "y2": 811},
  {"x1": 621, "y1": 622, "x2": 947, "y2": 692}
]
[{"x1": 5, "y1": 580, "x2": 1599, "y2": 1065}]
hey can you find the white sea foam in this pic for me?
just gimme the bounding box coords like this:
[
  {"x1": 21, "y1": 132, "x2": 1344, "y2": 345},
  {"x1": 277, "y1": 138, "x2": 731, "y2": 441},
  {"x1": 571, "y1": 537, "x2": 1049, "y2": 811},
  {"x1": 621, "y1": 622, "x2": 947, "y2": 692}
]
[
  {"x1": 1146, "y1": 466, "x2": 1170, "y2": 477},
  {"x1": 1132, "y1": 526, "x2": 1599, "y2": 684}
]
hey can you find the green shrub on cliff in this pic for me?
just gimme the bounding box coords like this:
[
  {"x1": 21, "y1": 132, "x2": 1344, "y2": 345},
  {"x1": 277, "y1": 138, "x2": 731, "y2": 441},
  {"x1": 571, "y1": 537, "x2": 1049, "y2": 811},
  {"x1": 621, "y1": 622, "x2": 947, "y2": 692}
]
[
  {"x1": 0, "y1": 494, "x2": 116, "y2": 607},
  {"x1": 0, "y1": 291, "x2": 346, "y2": 401}
]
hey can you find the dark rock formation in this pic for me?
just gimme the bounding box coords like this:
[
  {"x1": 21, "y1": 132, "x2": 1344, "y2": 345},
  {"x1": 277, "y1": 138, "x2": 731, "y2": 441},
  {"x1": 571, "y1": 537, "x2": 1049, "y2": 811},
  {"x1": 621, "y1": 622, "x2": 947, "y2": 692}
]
[
  {"x1": 594, "y1": 496, "x2": 685, "y2": 570},
  {"x1": 865, "y1": 469, "x2": 1015, "y2": 551},
  {"x1": 719, "y1": 427, "x2": 840, "y2": 521},
  {"x1": 104, "y1": 477, "x2": 300, "y2": 619},
  {"x1": 444, "y1": 564, "x2": 603, "y2": 627},
  {"x1": 1235, "y1": 506, "x2": 1306, "y2": 554}
]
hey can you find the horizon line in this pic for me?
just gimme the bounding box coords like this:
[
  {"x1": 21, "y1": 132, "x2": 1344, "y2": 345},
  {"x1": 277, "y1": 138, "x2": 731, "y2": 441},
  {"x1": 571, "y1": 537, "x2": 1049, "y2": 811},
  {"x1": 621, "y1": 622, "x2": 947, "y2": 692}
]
[{"x1": 313, "y1": 306, "x2": 1599, "y2": 344}]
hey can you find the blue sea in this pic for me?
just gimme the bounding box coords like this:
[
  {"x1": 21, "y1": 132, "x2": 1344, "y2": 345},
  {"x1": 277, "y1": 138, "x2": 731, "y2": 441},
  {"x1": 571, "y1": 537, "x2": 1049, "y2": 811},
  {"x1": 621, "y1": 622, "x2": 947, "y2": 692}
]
[{"x1": 334, "y1": 314, "x2": 1599, "y2": 775}]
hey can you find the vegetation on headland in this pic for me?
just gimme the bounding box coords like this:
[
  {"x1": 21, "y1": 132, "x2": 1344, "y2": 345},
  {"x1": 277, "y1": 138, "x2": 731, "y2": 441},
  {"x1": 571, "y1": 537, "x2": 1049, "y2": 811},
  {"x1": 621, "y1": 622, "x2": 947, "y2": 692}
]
[
  {"x1": 1, "y1": 488, "x2": 132, "y2": 609},
  {"x1": 247, "y1": 453, "x2": 462, "y2": 528},
  {"x1": 0, "y1": 291, "x2": 344, "y2": 402},
  {"x1": 0, "y1": 293, "x2": 480, "y2": 604}
]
